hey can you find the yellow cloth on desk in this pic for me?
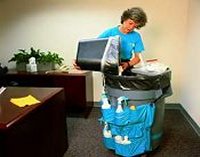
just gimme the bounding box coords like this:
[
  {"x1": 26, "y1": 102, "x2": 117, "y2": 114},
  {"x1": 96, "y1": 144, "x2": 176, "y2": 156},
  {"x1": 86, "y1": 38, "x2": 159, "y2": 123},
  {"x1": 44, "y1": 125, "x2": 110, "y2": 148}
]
[{"x1": 10, "y1": 95, "x2": 41, "y2": 107}]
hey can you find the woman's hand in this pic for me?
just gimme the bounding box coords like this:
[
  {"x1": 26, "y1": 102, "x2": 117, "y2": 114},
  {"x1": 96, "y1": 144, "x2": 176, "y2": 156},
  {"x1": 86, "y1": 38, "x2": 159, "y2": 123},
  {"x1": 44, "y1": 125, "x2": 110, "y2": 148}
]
[
  {"x1": 120, "y1": 61, "x2": 130, "y2": 70},
  {"x1": 72, "y1": 59, "x2": 81, "y2": 70}
]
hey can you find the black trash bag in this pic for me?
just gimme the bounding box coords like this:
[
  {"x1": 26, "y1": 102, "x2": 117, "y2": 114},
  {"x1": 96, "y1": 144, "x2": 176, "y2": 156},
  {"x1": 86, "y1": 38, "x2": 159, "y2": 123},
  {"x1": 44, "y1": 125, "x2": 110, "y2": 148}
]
[{"x1": 104, "y1": 70, "x2": 172, "y2": 91}]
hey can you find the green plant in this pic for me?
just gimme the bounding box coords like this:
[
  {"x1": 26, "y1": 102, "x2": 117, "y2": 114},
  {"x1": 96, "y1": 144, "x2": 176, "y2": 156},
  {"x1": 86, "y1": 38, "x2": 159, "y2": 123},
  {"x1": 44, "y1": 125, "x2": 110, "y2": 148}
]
[
  {"x1": 48, "y1": 51, "x2": 64, "y2": 65},
  {"x1": 30, "y1": 47, "x2": 41, "y2": 60},
  {"x1": 8, "y1": 47, "x2": 64, "y2": 66},
  {"x1": 8, "y1": 49, "x2": 30, "y2": 64},
  {"x1": 37, "y1": 51, "x2": 64, "y2": 66}
]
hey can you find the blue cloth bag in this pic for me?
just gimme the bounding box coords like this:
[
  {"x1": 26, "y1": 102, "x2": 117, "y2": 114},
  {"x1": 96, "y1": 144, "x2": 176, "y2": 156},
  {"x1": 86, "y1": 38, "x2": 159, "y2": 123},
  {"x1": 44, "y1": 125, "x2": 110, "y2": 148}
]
[
  {"x1": 100, "y1": 93, "x2": 115, "y2": 123},
  {"x1": 103, "y1": 137, "x2": 115, "y2": 150},
  {"x1": 114, "y1": 103, "x2": 156, "y2": 156},
  {"x1": 120, "y1": 123, "x2": 144, "y2": 138},
  {"x1": 100, "y1": 94, "x2": 156, "y2": 157},
  {"x1": 115, "y1": 136, "x2": 146, "y2": 157},
  {"x1": 101, "y1": 107, "x2": 115, "y2": 123},
  {"x1": 128, "y1": 103, "x2": 155, "y2": 125},
  {"x1": 114, "y1": 96, "x2": 130, "y2": 126},
  {"x1": 102, "y1": 122, "x2": 115, "y2": 150}
]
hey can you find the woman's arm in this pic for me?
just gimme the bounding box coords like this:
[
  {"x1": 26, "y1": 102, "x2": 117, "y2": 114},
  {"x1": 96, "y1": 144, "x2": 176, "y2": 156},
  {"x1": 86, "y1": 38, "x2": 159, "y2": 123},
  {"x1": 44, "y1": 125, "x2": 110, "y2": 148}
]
[
  {"x1": 128, "y1": 53, "x2": 141, "y2": 67},
  {"x1": 120, "y1": 53, "x2": 141, "y2": 70}
]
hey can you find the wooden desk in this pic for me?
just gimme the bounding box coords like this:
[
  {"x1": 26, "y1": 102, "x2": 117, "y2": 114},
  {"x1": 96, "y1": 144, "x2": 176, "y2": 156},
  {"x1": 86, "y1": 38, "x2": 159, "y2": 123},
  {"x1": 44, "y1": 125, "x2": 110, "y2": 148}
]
[
  {"x1": 0, "y1": 87, "x2": 68, "y2": 157},
  {"x1": 5, "y1": 70, "x2": 94, "y2": 118}
]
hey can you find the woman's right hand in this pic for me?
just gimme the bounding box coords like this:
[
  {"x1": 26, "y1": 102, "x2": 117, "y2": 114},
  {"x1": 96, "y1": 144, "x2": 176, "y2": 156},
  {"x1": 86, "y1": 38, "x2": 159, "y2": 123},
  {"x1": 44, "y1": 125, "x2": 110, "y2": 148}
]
[{"x1": 72, "y1": 59, "x2": 81, "y2": 70}]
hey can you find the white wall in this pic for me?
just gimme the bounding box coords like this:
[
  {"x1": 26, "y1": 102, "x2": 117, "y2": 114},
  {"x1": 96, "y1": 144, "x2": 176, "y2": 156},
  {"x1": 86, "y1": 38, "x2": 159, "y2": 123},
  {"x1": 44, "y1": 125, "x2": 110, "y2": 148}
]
[
  {"x1": 180, "y1": 0, "x2": 200, "y2": 126},
  {"x1": 0, "y1": 0, "x2": 188, "y2": 103},
  {"x1": 1, "y1": 0, "x2": 199, "y2": 126}
]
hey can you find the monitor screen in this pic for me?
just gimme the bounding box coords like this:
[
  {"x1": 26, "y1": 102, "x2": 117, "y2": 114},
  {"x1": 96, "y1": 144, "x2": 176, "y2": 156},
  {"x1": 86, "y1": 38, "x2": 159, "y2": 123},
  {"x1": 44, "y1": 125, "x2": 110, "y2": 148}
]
[
  {"x1": 76, "y1": 37, "x2": 120, "y2": 75},
  {"x1": 76, "y1": 38, "x2": 109, "y2": 71}
]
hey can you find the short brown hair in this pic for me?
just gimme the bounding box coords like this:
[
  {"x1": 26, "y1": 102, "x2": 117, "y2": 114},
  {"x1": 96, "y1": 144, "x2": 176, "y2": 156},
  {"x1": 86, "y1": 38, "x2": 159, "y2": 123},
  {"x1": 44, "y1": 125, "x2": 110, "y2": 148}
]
[{"x1": 121, "y1": 7, "x2": 147, "y2": 29}]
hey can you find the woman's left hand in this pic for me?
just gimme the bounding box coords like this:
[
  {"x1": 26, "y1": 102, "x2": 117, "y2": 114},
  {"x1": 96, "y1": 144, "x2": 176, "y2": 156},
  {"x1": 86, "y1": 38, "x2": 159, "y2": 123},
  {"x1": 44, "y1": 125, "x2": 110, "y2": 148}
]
[{"x1": 120, "y1": 62, "x2": 129, "y2": 70}]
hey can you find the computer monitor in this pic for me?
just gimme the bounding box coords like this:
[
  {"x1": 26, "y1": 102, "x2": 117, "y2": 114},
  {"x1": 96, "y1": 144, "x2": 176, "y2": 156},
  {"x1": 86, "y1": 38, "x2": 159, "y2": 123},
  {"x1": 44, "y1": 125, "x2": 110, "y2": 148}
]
[{"x1": 76, "y1": 37, "x2": 120, "y2": 75}]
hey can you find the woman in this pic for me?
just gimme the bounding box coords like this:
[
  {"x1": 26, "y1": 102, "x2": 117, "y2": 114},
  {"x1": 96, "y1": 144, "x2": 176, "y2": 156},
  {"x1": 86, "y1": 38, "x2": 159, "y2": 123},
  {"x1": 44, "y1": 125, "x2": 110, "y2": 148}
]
[
  {"x1": 98, "y1": 7, "x2": 147, "y2": 75},
  {"x1": 74, "y1": 7, "x2": 147, "y2": 75}
]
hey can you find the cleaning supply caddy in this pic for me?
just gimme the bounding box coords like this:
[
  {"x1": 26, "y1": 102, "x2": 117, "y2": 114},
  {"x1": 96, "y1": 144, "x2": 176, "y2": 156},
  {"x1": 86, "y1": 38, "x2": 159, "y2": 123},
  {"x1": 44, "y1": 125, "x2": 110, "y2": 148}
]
[{"x1": 100, "y1": 94, "x2": 155, "y2": 157}]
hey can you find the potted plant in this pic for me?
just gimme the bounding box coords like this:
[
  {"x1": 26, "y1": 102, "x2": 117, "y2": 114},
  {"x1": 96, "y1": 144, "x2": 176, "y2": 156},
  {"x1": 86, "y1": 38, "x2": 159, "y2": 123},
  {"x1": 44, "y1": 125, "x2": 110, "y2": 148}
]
[
  {"x1": 8, "y1": 49, "x2": 30, "y2": 71},
  {"x1": 8, "y1": 47, "x2": 64, "y2": 72},
  {"x1": 37, "y1": 51, "x2": 64, "y2": 71}
]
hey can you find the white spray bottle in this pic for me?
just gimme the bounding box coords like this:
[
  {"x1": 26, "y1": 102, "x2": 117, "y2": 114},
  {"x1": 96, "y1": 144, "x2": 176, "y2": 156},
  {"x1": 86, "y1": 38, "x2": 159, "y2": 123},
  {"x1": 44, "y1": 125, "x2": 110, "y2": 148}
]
[
  {"x1": 103, "y1": 122, "x2": 112, "y2": 138},
  {"x1": 101, "y1": 92, "x2": 111, "y2": 109},
  {"x1": 116, "y1": 96, "x2": 125, "y2": 113}
]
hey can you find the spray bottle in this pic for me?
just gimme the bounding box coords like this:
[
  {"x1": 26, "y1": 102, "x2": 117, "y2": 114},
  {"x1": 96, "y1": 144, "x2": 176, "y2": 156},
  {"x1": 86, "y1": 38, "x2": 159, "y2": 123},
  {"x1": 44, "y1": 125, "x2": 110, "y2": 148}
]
[{"x1": 101, "y1": 92, "x2": 111, "y2": 109}]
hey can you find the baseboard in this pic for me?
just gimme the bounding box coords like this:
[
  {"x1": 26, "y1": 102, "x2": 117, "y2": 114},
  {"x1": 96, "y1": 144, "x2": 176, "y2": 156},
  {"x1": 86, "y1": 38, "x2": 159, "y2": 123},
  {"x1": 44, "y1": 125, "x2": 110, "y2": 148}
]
[
  {"x1": 165, "y1": 103, "x2": 200, "y2": 137},
  {"x1": 165, "y1": 103, "x2": 181, "y2": 110},
  {"x1": 94, "y1": 102, "x2": 200, "y2": 137}
]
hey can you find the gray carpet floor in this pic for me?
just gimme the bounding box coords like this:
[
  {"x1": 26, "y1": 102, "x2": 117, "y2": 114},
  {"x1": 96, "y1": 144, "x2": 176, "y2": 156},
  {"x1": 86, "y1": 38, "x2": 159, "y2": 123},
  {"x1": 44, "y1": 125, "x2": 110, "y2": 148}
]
[{"x1": 63, "y1": 107, "x2": 200, "y2": 157}]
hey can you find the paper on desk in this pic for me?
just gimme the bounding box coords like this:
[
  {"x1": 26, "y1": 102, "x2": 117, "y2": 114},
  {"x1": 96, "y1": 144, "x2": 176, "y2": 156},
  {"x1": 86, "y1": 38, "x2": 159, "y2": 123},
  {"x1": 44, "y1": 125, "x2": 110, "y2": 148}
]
[{"x1": 10, "y1": 95, "x2": 41, "y2": 107}]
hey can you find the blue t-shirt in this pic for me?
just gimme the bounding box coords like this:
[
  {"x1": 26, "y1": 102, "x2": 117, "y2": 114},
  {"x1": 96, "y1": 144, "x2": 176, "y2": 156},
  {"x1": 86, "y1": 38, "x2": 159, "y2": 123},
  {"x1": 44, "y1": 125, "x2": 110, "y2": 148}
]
[{"x1": 98, "y1": 26, "x2": 144, "y2": 60}]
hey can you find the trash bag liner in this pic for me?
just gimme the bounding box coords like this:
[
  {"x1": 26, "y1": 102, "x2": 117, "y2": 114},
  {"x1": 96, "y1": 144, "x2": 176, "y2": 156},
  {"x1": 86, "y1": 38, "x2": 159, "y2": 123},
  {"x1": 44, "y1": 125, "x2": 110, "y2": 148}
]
[
  {"x1": 76, "y1": 36, "x2": 120, "y2": 75},
  {"x1": 104, "y1": 69, "x2": 171, "y2": 91}
]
